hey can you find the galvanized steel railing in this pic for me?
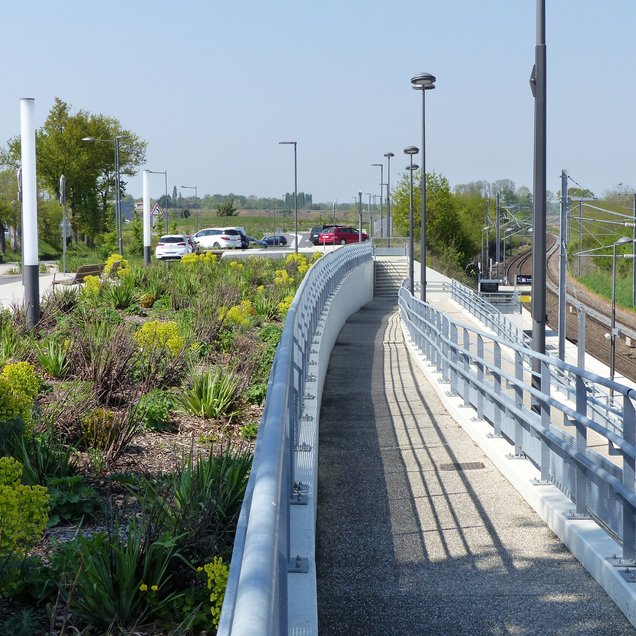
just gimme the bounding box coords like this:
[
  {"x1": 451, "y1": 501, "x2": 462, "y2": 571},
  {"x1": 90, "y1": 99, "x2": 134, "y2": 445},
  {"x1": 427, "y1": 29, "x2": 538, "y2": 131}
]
[
  {"x1": 219, "y1": 243, "x2": 373, "y2": 635},
  {"x1": 399, "y1": 286, "x2": 636, "y2": 559}
]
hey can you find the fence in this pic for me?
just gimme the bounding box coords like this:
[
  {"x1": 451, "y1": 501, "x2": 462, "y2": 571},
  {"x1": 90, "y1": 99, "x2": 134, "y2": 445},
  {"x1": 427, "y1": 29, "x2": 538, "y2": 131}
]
[
  {"x1": 219, "y1": 243, "x2": 373, "y2": 635},
  {"x1": 399, "y1": 286, "x2": 636, "y2": 559}
]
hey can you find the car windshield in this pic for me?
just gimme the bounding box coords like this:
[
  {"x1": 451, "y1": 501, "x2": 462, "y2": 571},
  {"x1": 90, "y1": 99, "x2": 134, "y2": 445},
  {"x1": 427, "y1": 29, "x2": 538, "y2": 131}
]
[{"x1": 159, "y1": 236, "x2": 185, "y2": 243}]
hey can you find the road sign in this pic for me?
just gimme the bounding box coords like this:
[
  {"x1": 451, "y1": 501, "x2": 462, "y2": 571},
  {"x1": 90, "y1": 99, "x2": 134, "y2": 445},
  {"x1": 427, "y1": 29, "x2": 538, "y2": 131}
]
[{"x1": 60, "y1": 217, "x2": 71, "y2": 237}]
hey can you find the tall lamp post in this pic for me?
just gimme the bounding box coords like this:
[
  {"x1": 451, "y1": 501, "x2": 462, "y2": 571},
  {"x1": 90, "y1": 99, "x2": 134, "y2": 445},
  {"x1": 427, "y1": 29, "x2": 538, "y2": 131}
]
[
  {"x1": 180, "y1": 184, "x2": 198, "y2": 231},
  {"x1": 279, "y1": 141, "x2": 298, "y2": 254},
  {"x1": 610, "y1": 236, "x2": 635, "y2": 394},
  {"x1": 365, "y1": 193, "x2": 373, "y2": 237},
  {"x1": 82, "y1": 135, "x2": 125, "y2": 255},
  {"x1": 411, "y1": 72, "x2": 436, "y2": 302},
  {"x1": 357, "y1": 191, "x2": 363, "y2": 242},
  {"x1": 404, "y1": 146, "x2": 419, "y2": 295},
  {"x1": 384, "y1": 153, "x2": 394, "y2": 243},
  {"x1": 371, "y1": 163, "x2": 384, "y2": 237},
  {"x1": 147, "y1": 170, "x2": 169, "y2": 233},
  {"x1": 502, "y1": 226, "x2": 513, "y2": 283}
]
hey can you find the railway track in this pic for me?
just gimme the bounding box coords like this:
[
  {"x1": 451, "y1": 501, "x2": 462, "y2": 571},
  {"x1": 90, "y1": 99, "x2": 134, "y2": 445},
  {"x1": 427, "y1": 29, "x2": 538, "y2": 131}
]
[{"x1": 503, "y1": 234, "x2": 636, "y2": 384}]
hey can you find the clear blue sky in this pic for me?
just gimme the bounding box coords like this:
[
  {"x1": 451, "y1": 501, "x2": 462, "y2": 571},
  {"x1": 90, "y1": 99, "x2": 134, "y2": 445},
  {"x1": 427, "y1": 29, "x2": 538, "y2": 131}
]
[{"x1": 2, "y1": 1, "x2": 635, "y2": 203}]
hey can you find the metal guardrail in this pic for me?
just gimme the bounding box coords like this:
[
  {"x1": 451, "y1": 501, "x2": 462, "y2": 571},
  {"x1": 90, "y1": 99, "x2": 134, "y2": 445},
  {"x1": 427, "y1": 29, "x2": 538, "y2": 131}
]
[
  {"x1": 399, "y1": 286, "x2": 636, "y2": 559},
  {"x1": 372, "y1": 236, "x2": 409, "y2": 256},
  {"x1": 219, "y1": 243, "x2": 373, "y2": 635}
]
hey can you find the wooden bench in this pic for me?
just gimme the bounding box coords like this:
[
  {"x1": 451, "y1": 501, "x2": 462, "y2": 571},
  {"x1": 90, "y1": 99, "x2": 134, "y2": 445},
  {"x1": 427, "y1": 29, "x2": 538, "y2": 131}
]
[{"x1": 52, "y1": 263, "x2": 104, "y2": 286}]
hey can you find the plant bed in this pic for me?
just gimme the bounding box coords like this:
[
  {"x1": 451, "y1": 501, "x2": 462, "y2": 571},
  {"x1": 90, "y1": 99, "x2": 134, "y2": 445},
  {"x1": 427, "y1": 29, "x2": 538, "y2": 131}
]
[{"x1": 0, "y1": 251, "x2": 321, "y2": 634}]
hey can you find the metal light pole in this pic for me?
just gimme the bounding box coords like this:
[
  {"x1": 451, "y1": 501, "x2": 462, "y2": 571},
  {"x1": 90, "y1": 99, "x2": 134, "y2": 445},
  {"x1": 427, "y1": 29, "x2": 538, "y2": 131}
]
[
  {"x1": 404, "y1": 146, "x2": 419, "y2": 295},
  {"x1": 357, "y1": 191, "x2": 363, "y2": 242},
  {"x1": 530, "y1": 0, "x2": 548, "y2": 391},
  {"x1": 20, "y1": 98, "x2": 39, "y2": 328},
  {"x1": 365, "y1": 193, "x2": 373, "y2": 238},
  {"x1": 147, "y1": 170, "x2": 169, "y2": 233},
  {"x1": 82, "y1": 135, "x2": 125, "y2": 254},
  {"x1": 558, "y1": 169, "x2": 568, "y2": 361},
  {"x1": 180, "y1": 184, "x2": 198, "y2": 231},
  {"x1": 384, "y1": 152, "x2": 394, "y2": 243},
  {"x1": 611, "y1": 236, "x2": 634, "y2": 393},
  {"x1": 411, "y1": 72, "x2": 436, "y2": 302},
  {"x1": 279, "y1": 141, "x2": 298, "y2": 254},
  {"x1": 142, "y1": 170, "x2": 151, "y2": 265},
  {"x1": 372, "y1": 163, "x2": 384, "y2": 237},
  {"x1": 60, "y1": 175, "x2": 68, "y2": 274}
]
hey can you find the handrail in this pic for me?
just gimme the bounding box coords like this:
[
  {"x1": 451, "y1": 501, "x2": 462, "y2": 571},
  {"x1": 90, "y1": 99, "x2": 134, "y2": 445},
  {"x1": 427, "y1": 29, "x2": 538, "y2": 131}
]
[
  {"x1": 219, "y1": 243, "x2": 373, "y2": 635},
  {"x1": 399, "y1": 285, "x2": 636, "y2": 560}
]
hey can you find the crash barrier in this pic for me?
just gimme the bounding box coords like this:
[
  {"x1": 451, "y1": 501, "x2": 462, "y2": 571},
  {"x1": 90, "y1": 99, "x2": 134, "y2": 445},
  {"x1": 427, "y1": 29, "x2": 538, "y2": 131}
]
[{"x1": 219, "y1": 243, "x2": 373, "y2": 635}]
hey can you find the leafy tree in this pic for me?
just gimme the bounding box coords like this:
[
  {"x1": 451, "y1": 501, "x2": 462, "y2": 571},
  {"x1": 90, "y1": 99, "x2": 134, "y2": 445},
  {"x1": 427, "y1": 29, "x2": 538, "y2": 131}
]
[
  {"x1": 216, "y1": 198, "x2": 238, "y2": 217},
  {"x1": 3, "y1": 98, "x2": 146, "y2": 244}
]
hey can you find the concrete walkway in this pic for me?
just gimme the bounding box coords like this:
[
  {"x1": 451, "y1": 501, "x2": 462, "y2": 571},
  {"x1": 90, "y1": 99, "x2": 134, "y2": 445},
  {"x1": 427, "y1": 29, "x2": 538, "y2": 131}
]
[{"x1": 315, "y1": 297, "x2": 634, "y2": 635}]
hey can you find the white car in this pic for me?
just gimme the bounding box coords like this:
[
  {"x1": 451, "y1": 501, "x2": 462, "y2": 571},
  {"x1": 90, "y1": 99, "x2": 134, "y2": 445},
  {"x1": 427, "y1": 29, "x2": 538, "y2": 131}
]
[
  {"x1": 193, "y1": 228, "x2": 242, "y2": 250},
  {"x1": 155, "y1": 234, "x2": 193, "y2": 260}
]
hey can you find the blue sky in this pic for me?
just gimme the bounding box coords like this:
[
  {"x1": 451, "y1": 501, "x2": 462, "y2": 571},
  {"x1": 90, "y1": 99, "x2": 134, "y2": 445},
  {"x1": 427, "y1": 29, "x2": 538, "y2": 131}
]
[{"x1": 2, "y1": 1, "x2": 635, "y2": 203}]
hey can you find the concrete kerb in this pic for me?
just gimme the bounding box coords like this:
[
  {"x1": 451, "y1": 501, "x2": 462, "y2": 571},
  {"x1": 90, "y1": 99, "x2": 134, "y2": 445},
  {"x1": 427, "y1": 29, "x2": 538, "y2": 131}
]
[
  {"x1": 401, "y1": 321, "x2": 636, "y2": 628},
  {"x1": 288, "y1": 257, "x2": 374, "y2": 635}
]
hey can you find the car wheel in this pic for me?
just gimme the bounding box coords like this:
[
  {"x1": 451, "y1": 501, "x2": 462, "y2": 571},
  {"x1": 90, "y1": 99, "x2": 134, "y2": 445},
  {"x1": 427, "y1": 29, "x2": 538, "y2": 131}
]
[
  {"x1": 213, "y1": 242, "x2": 221, "y2": 249},
  {"x1": 340, "y1": 239, "x2": 346, "y2": 245}
]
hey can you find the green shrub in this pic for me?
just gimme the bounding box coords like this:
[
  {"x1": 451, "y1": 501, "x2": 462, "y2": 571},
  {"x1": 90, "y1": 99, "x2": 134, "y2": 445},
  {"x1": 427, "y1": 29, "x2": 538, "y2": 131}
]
[
  {"x1": 0, "y1": 457, "x2": 49, "y2": 558},
  {"x1": 47, "y1": 475, "x2": 100, "y2": 526},
  {"x1": 135, "y1": 320, "x2": 184, "y2": 355},
  {"x1": 176, "y1": 367, "x2": 241, "y2": 420},
  {"x1": 0, "y1": 362, "x2": 39, "y2": 436},
  {"x1": 18, "y1": 425, "x2": 77, "y2": 486},
  {"x1": 36, "y1": 337, "x2": 70, "y2": 378},
  {"x1": 240, "y1": 421, "x2": 259, "y2": 439},
  {"x1": 135, "y1": 389, "x2": 175, "y2": 431}
]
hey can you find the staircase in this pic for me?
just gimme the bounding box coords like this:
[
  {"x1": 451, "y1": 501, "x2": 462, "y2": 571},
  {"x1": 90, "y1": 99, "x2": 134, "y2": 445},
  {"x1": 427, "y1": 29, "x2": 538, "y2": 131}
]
[{"x1": 374, "y1": 257, "x2": 408, "y2": 298}]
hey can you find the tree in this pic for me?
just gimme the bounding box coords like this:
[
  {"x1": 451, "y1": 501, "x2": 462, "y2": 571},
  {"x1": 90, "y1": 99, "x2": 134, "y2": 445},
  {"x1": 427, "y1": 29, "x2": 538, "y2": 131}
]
[
  {"x1": 216, "y1": 197, "x2": 238, "y2": 217},
  {"x1": 3, "y1": 98, "x2": 146, "y2": 244}
]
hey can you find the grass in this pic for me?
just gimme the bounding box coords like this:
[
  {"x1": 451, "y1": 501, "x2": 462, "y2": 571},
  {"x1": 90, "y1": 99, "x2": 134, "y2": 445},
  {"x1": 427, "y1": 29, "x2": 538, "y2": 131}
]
[{"x1": 578, "y1": 267, "x2": 636, "y2": 311}]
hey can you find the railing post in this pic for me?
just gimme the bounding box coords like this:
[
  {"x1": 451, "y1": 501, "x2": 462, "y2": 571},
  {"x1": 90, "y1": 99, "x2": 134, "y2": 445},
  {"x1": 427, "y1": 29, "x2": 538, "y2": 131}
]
[
  {"x1": 622, "y1": 393, "x2": 636, "y2": 561},
  {"x1": 540, "y1": 360, "x2": 551, "y2": 482},
  {"x1": 513, "y1": 349, "x2": 524, "y2": 456},
  {"x1": 476, "y1": 334, "x2": 484, "y2": 420},
  {"x1": 449, "y1": 322, "x2": 458, "y2": 394},
  {"x1": 441, "y1": 315, "x2": 450, "y2": 382},
  {"x1": 463, "y1": 329, "x2": 471, "y2": 407},
  {"x1": 493, "y1": 341, "x2": 502, "y2": 437},
  {"x1": 575, "y1": 370, "x2": 588, "y2": 515}
]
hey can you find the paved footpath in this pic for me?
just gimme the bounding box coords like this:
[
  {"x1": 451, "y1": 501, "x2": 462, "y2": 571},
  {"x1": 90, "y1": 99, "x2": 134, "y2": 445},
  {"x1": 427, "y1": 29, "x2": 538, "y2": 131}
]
[{"x1": 315, "y1": 297, "x2": 634, "y2": 635}]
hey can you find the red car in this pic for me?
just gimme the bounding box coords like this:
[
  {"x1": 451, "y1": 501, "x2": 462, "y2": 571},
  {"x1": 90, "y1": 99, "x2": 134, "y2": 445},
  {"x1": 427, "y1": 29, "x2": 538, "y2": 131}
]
[{"x1": 319, "y1": 225, "x2": 368, "y2": 245}]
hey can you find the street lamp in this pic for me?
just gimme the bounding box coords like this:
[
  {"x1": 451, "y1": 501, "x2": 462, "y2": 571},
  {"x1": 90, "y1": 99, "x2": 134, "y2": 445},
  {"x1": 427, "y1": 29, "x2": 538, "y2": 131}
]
[
  {"x1": 365, "y1": 193, "x2": 373, "y2": 238},
  {"x1": 371, "y1": 163, "x2": 384, "y2": 237},
  {"x1": 82, "y1": 135, "x2": 125, "y2": 255},
  {"x1": 357, "y1": 191, "x2": 363, "y2": 242},
  {"x1": 279, "y1": 141, "x2": 298, "y2": 254},
  {"x1": 411, "y1": 72, "x2": 436, "y2": 302},
  {"x1": 384, "y1": 153, "x2": 394, "y2": 243},
  {"x1": 147, "y1": 170, "x2": 169, "y2": 233},
  {"x1": 610, "y1": 236, "x2": 635, "y2": 393},
  {"x1": 404, "y1": 146, "x2": 419, "y2": 295},
  {"x1": 180, "y1": 185, "x2": 198, "y2": 231}
]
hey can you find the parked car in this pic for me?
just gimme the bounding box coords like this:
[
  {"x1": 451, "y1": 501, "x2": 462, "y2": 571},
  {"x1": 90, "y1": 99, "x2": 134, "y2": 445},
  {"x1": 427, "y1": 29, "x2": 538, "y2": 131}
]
[
  {"x1": 263, "y1": 235, "x2": 288, "y2": 247},
  {"x1": 155, "y1": 234, "x2": 193, "y2": 260},
  {"x1": 228, "y1": 226, "x2": 249, "y2": 249},
  {"x1": 193, "y1": 228, "x2": 242, "y2": 250},
  {"x1": 319, "y1": 225, "x2": 368, "y2": 245},
  {"x1": 247, "y1": 236, "x2": 268, "y2": 248},
  {"x1": 310, "y1": 224, "x2": 335, "y2": 246}
]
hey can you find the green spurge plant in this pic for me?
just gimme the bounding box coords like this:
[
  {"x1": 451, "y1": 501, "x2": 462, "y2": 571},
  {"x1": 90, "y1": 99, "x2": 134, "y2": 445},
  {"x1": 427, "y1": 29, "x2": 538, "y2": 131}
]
[
  {"x1": 0, "y1": 361, "x2": 39, "y2": 436},
  {"x1": 135, "y1": 320, "x2": 184, "y2": 355},
  {"x1": 204, "y1": 556, "x2": 229, "y2": 628},
  {"x1": 0, "y1": 457, "x2": 49, "y2": 557}
]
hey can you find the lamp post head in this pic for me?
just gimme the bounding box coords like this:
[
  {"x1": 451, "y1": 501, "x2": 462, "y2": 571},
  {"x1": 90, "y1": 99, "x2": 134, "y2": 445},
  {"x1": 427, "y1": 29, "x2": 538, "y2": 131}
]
[
  {"x1": 406, "y1": 164, "x2": 419, "y2": 171},
  {"x1": 615, "y1": 236, "x2": 634, "y2": 247},
  {"x1": 404, "y1": 146, "x2": 419, "y2": 155},
  {"x1": 411, "y1": 72, "x2": 436, "y2": 87},
  {"x1": 279, "y1": 141, "x2": 296, "y2": 145},
  {"x1": 371, "y1": 163, "x2": 382, "y2": 167},
  {"x1": 81, "y1": 137, "x2": 94, "y2": 142},
  {"x1": 384, "y1": 152, "x2": 394, "y2": 159}
]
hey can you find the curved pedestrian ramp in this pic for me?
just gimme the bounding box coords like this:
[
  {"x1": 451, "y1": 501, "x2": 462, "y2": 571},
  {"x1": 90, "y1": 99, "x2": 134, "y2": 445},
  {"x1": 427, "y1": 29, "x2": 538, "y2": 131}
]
[{"x1": 316, "y1": 298, "x2": 633, "y2": 634}]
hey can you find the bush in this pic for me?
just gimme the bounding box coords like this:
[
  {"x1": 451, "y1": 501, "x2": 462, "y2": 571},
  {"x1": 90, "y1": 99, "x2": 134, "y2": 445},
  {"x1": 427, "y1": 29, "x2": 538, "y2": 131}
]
[
  {"x1": 135, "y1": 389, "x2": 175, "y2": 431},
  {"x1": 177, "y1": 367, "x2": 241, "y2": 421},
  {"x1": 135, "y1": 320, "x2": 184, "y2": 355},
  {"x1": 0, "y1": 457, "x2": 49, "y2": 558},
  {"x1": 0, "y1": 362, "x2": 39, "y2": 436}
]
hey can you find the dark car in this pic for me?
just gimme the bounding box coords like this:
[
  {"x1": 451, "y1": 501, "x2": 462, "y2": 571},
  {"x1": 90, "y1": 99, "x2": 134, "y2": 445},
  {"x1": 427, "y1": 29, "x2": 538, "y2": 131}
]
[
  {"x1": 263, "y1": 235, "x2": 288, "y2": 247},
  {"x1": 319, "y1": 225, "x2": 368, "y2": 245},
  {"x1": 248, "y1": 236, "x2": 268, "y2": 248},
  {"x1": 310, "y1": 224, "x2": 335, "y2": 246}
]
